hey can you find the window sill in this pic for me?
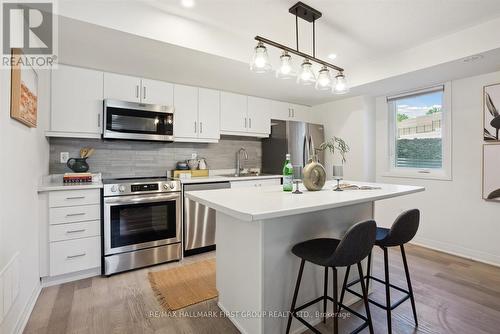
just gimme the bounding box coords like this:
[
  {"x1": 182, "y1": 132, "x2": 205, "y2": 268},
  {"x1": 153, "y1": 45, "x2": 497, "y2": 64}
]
[{"x1": 381, "y1": 170, "x2": 452, "y2": 181}]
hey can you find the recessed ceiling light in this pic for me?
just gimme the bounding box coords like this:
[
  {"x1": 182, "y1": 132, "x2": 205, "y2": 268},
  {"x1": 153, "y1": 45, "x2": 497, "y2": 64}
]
[
  {"x1": 463, "y1": 54, "x2": 484, "y2": 63},
  {"x1": 181, "y1": 0, "x2": 195, "y2": 8},
  {"x1": 328, "y1": 53, "x2": 337, "y2": 60}
]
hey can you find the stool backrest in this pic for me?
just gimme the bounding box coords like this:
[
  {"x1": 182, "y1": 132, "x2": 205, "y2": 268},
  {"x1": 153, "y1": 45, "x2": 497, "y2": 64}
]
[
  {"x1": 329, "y1": 220, "x2": 377, "y2": 267},
  {"x1": 384, "y1": 209, "x2": 420, "y2": 247}
]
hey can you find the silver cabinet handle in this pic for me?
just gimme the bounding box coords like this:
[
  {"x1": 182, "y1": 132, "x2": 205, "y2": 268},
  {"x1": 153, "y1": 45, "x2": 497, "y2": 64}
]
[
  {"x1": 143, "y1": 86, "x2": 146, "y2": 100},
  {"x1": 200, "y1": 122, "x2": 203, "y2": 133},
  {"x1": 136, "y1": 85, "x2": 139, "y2": 98},
  {"x1": 194, "y1": 121, "x2": 197, "y2": 133},
  {"x1": 288, "y1": 108, "x2": 291, "y2": 118},
  {"x1": 67, "y1": 253, "x2": 86, "y2": 259},
  {"x1": 292, "y1": 108, "x2": 295, "y2": 117},
  {"x1": 249, "y1": 118, "x2": 252, "y2": 128},
  {"x1": 66, "y1": 196, "x2": 85, "y2": 200},
  {"x1": 66, "y1": 229, "x2": 86, "y2": 234},
  {"x1": 66, "y1": 213, "x2": 85, "y2": 217},
  {"x1": 245, "y1": 118, "x2": 247, "y2": 128},
  {"x1": 97, "y1": 113, "x2": 101, "y2": 128}
]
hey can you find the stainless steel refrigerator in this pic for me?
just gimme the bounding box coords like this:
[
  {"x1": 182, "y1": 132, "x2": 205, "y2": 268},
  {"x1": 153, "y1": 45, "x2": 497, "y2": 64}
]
[{"x1": 262, "y1": 120, "x2": 325, "y2": 174}]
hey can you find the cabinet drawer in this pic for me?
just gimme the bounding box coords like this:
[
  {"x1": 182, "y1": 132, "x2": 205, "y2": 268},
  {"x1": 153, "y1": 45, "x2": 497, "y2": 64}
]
[
  {"x1": 49, "y1": 189, "x2": 100, "y2": 208},
  {"x1": 50, "y1": 236, "x2": 100, "y2": 276},
  {"x1": 230, "y1": 178, "x2": 281, "y2": 188},
  {"x1": 49, "y1": 220, "x2": 100, "y2": 242},
  {"x1": 49, "y1": 204, "x2": 100, "y2": 225}
]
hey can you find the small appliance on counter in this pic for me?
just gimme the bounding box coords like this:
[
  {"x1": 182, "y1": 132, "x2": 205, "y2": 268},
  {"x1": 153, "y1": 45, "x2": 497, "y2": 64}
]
[{"x1": 102, "y1": 176, "x2": 182, "y2": 275}]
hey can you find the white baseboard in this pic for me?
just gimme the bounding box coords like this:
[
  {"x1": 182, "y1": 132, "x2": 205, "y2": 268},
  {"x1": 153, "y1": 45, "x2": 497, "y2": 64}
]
[
  {"x1": 41, "y1": 267, "x2": 101, "y2": 287},
  {"x1": 412, "y1": 237, "x2": 500, "y2": 267},
  {"x1": 13, "y1": 283, "x2": 41, "y2": 334}
]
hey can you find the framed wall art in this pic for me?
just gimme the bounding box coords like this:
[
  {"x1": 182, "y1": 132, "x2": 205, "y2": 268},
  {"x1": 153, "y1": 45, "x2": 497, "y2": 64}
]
[
  {"x1": 10, "y1": 48, "x2": 38, "y2": 128},
  {"x1": 483, "y1": 144, "x2": 500, "y2": 201}
]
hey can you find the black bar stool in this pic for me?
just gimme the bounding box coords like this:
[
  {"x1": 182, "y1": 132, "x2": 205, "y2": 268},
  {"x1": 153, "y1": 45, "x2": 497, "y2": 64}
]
[
  {"x1": 285, "y1": 220, "x2": 377, "y2": 334},
  {"x1": 340, "y1": 209, "x2": 420, "y2": 334}
]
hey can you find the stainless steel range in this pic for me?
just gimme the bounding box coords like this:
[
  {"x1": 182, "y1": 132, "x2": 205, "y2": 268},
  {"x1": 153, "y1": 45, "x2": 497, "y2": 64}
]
[{"x1": 102, "y1": 177, "x2": 181, "y2": 275}]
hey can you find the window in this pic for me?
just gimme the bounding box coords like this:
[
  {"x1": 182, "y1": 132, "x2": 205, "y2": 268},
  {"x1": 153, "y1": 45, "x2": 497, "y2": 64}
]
[{"x1": 386, "y1": 84, "x2": 451, "y2": 180}]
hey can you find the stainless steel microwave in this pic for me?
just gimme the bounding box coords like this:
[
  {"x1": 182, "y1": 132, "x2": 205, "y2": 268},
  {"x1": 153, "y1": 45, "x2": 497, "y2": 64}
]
[{"x1": 103, "y1": 99, "x2": 174, "y2": 142}]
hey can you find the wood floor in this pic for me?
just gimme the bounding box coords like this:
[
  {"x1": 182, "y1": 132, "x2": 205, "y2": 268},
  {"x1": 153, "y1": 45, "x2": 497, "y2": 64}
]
[{"x1": 24, "y1": 244, "x2": 500, "y2": 334}]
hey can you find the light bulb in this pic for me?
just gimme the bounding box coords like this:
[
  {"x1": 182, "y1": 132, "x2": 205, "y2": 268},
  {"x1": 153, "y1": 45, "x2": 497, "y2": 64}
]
[
  {"x1": 250, "y1": 42, "x2": 271, "y2": 73},
  {"x1": 333, "y1": 72, "x2": 349, "y2": 94},
  {"x1": 297, "y1": 59, "x2": 316, "y2": 85},
  {"x1": 181, "y1": 0, "x2": 195, "y2": 8},
  {"x1": 276, "y1": 51, "x2": 295, "y2": 79},
  {"x1": 315, "y1": 66, "x2": 332, "y2": 91}
]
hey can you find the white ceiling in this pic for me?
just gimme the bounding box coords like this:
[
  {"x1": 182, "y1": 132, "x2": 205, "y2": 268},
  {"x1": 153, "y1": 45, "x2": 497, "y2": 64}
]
[{"x1": 57, "y1": 0, "x2": 500, "y2": 105}]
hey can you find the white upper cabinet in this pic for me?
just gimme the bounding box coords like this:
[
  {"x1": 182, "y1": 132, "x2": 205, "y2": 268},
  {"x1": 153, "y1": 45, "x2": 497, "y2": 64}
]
[
  {"x1": 247, "y1": 96, "x2": 271, "y2": 135},
  {"x1": 103, "y1": 72, "x2": 141, "y2": 103},
  {"x1": 103, "y1": 74, "x2": 173, "y2": 106},
  {"x1": 174, "y1": 86, "x2": 220, "y2": 143},
  {"x1": 48, "y1": 65, "x2": 103, "y2": 138},
  {"x1": 198, "y1": 88, "x2": 220, "y2": 141},
  {"x1": 174, "y1": 84, "x2": 199, "y2": 139},
  {"x1": 141, "y1": 78, "x2": 173, "y2": 106},
  {"x1": 220, "y1": 92, "x2": 248, "y2": 133},
  {"x1": 270, "y1": 101, "x2": 312, "y2": 122}
]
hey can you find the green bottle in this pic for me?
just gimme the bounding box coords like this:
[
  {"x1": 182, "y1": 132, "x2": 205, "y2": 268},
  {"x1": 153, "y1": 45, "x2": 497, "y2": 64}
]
[{"x1": 283, "y1": 153, "x2": 294, "y2": 192}]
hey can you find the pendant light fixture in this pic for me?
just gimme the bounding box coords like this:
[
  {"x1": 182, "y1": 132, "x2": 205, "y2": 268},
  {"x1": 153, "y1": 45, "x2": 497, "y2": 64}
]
[
  {"x1": 276, "y1": 51, "x2": 295, "y2": 79},
  {"x1": 250, "y1": 41, "x2": 271, "y2": 73},
  {"x1": 250, "y1": 2, "x2": 349, "y2": 94},
  {"x1": 333, "y1": 72, "x2": 349, "y2": 94},
  {"x1": 297, "y1": 59, "x2": 316, "y2": 85},
  {"x1": 315, "y1": 66, "x2": 332, "y2": 90}
]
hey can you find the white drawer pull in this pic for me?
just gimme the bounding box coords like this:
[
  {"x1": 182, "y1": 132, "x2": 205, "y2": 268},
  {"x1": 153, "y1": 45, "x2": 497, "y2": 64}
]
[
  {"x1": 67, "y1": 253, "x2": 86, "y2": 259},
  {"x1": 66, "y1": 196, "x2": 85, "y2": 200},
  {"x1": 66, "y1": 229, "x2": 86, "y2": 234},
  {"x1": 66, "y1": 213, "x2": 86, "y2": 217}
]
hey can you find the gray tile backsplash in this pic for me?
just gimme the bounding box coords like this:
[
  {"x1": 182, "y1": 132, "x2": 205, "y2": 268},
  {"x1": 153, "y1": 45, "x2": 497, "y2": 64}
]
[{"x1": 49, "y1": 136, "x2": 262, "y2": 178}]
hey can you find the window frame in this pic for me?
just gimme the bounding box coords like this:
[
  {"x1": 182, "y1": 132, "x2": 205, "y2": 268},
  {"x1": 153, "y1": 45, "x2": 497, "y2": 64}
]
[{"x1": 384, "y1": 82, "x2": 452, "y2": 181}]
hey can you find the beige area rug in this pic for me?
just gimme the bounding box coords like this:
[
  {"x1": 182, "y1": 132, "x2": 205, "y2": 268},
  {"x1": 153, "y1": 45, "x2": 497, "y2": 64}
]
[{"x1": 148, "y1": 258, "x2": 218, "y2": 311}]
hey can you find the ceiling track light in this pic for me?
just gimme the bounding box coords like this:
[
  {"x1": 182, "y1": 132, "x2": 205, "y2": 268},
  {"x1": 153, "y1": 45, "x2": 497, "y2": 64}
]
[{"x1": 250, "y1": 1, "x2": 348, "y2": 93}]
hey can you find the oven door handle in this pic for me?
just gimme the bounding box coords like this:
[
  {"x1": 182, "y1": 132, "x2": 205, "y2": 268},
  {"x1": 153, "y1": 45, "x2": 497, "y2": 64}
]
[{"x1": 104, "y1": 193, "x2": 180, "y2": 205}]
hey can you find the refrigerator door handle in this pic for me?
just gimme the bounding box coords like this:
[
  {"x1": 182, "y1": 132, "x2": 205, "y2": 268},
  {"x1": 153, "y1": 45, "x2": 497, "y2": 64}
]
[{"x1": 303, "y1": 135, "x2": 310, "y2": 166}]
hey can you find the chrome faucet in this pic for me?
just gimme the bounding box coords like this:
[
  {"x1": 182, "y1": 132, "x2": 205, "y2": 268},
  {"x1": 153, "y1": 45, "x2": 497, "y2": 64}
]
[{"x1": 236, "y1": 147, "x2": 248, "y2": 176}]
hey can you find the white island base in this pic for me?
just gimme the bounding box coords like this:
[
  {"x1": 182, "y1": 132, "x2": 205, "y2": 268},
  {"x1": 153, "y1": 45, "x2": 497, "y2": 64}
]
[
  {"x1": 186, "y1": 181, "x2": 424, "y2": 334},
  {"x1": 216, "y1": 202, "x2": 373, "y2": 334}
]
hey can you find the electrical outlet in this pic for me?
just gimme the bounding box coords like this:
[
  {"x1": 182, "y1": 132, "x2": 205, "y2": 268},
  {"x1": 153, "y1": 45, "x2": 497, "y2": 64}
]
[
  {"x1": 60, "y1": 152, "x2": 69, "y2": 163},
  {"x1": 191, "y1": 152, "x2": 198, "y2": 159}
]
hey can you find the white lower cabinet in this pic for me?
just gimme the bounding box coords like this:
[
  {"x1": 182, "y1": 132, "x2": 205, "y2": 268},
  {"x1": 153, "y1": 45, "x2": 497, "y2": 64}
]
[
  {"x1": 50, "y1": 236, "x2": 101, "y2": 276},
  {"x1": 230, "y1": 178, "x2": 281, "y2": 188},
  {"x1": 47, "y1": 189, "x2": 101, "y2": 277}
]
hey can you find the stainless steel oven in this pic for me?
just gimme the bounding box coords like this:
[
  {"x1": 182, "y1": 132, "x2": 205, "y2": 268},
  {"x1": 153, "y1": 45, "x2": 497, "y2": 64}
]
[
  {"x1": 103, "y1": 99, "x2": 174, "y2": 142},
  {"x1": 102, "y1": 177, "x2": 181, "y2": 275}
]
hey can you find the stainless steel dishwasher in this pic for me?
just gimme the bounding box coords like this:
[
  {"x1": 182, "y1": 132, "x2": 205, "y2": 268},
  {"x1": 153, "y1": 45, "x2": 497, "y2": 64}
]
[{"x1": 183, "y1": 182, "x2": 230, "y2": 255}]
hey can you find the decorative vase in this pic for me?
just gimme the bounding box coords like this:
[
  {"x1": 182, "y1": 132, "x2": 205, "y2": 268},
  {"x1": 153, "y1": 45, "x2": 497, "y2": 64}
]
[
  {"x1": 66, "y1": 157, "x2": 89, "y2": 173},
  {"x1": 302, "y1": 155, "x2": 326, "y2": 191}
]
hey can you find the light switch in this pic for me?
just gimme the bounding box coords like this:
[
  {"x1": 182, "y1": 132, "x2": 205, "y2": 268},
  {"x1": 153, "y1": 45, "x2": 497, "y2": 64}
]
[{"x1": 60, "y1": 152, "x2": 69, "y2": 163}]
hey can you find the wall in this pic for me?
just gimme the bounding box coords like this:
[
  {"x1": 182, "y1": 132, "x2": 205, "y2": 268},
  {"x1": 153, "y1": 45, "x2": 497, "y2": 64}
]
[
  {"x1": 0, "y1": 67, "x2": 50, "y2": 333},
  {"x1": 49, "y1": 136, "x2": 262, "y2": 177},
  {"x1": 375, "y1": 70, "x2": 500, "y2": 266},
  {"x1": 312, "y1": 96, "x2": 376, "y2": 182}
]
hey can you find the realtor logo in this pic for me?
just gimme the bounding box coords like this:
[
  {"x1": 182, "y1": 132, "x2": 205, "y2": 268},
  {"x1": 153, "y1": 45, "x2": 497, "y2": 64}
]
[{"x1": 2, "y1": 1, "x2": 57, "y2": 68}]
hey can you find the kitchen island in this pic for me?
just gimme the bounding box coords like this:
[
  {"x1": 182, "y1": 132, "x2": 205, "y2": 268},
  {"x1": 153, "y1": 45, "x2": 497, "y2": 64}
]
[{"x1": 185, "y1": 181, "x2": 424, "y2": 334}]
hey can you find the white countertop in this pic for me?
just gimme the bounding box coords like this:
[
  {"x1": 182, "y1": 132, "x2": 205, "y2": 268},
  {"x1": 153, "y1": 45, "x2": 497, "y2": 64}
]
[
  {"x1": 185, "y1": 180, "x2": 424, "y2": 222},
  {"x1": 38, "y1": 174, "x2": 103, "y2": 192},
  {"x1": 177, "y1": 174, "x2": 282, "y2": 184}
]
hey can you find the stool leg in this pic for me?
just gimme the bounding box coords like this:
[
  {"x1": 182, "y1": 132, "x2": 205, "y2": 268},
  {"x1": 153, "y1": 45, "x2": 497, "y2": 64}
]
[
  {"x1": 366, "y1": 251, "x2": 372, "y2": 292},
  {"x1": 286, "y1": 259, "x2": 305, "y2": 334},
  {"x1": 357, "y1": 262, "x2": 374, "y2": 334},
  {"x1": 338, "y1": 265, "x2": 351, "y2": 312},
  {"x1": 333, "y1": 267, "x2": 339, "y2": 334},
  {"x1": 383, "y1": 247, "x2": 392, "y2": 334},
  {"x1": 323, "y1": 266, "x2": 328, "y2": 323},
  {"x1": 401, "y1": 245, "x2": 418, "y2": 327}
]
